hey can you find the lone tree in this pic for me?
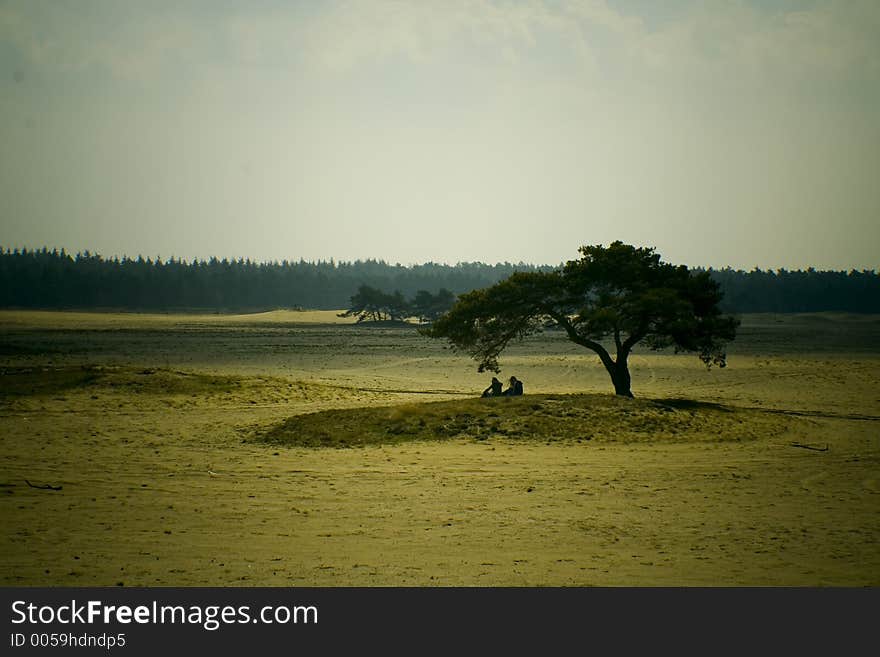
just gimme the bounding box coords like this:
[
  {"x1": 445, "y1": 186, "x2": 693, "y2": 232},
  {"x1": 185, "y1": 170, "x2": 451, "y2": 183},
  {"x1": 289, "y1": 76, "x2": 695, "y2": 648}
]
[{"x1": 425, "y1": 241, "x2": 739, "y2": 397}]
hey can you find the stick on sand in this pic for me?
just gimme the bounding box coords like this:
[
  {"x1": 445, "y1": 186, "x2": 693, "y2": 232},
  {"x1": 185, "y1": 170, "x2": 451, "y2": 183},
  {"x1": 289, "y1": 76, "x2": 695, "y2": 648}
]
[
  {"x1": 25, "y1": 479, "x2": 63, "y2": 491},
  {"x1": 789, "y1": 442, "x2": 829, "y2": 452}
]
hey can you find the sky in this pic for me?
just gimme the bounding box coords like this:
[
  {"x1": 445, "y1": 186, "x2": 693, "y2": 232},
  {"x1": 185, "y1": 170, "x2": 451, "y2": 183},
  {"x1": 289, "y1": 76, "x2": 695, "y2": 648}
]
[{"x1": 1, "y1": 0, "x2": 878, "y2": 270}]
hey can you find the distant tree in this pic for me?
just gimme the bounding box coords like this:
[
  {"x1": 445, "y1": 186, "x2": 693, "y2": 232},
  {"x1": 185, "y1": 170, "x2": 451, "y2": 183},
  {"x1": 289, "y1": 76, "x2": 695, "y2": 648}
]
[
  {"x1": 410, "y1": 288, "x2": 456, "y2": 323},
  {"x1": 384, "y1": 290, "x2": 410, "y2": 322},
  {"x1": 338, "y1": 285, "x2": 411, "y2": 322},
  {"x1": 425, "y1": 241, "x2": 739, "y2": 397},
  {"x1": 410, "y1": 290, "x2": 434, "y2": 323},
  {"x1": 339, "y1": 285, "x2": 390, "y2": 322},
  {"x1": 429, "y1": 288, "x2": 456, "y2": 320}
]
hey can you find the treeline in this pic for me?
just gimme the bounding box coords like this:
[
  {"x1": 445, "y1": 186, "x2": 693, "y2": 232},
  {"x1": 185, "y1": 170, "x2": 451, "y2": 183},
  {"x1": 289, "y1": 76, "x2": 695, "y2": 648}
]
[
  {"x1": 1, "y1": 247, "x2": 878, "y2": 314},
  {"x1": 706, "y1": 267, "x2": 880, "y2": 314},
  {"x1": 0, "y1": 247, "x2": 546, "y2": 311}
]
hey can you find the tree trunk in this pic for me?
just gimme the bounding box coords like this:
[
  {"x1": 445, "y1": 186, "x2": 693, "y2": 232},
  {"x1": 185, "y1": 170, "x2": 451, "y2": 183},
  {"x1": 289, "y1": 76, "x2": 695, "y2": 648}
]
[
  {"x1": 561, "y1": 325, "x2": 635, "y2": 398},
  {"x1": 607, "y1": 354, "x2": 633, "y2": 398}
]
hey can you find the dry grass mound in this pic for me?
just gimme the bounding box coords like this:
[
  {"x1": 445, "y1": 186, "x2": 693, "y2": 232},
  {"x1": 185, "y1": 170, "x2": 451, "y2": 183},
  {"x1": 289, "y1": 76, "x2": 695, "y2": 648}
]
[
  {"x1": 0, "y1": 365, "x2": 322, "y2": 413},
  {"x1": 0, "y1": 365, "x2": 246, "y2": 399},
  {"x1": 258, "y1": 393, "x2": 793, "y2": 448}
]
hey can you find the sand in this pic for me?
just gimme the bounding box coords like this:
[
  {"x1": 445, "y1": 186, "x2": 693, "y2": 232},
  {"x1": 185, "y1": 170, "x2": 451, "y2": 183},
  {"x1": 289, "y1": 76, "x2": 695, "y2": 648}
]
[{"x1": 1, "y1": 310, "x2": 878, "y2": 586}]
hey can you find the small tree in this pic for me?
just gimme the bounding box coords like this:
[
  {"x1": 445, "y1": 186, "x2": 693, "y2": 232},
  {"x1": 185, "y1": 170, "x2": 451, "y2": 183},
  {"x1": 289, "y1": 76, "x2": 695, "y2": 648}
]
[
  {"x1": 411, "y1": 288, "x2": 457, "y2": 323},
  {"x1": 385, "y1": 289, "x2": 410, "y2": 322},
  {"x1": 339, "y1": 284, "x2": 389, "y2": 322},
  {"x1": 425, "y1": 242, "x2": 739, "y2": 397},
  {"x1": 339, "y1": 285, "x2": 411, "y2": 322},
  {"x1": 430, "y1": 288, "x2": 457, "y2": 320},
  {"x1": 410, "y1": 290, "x2": 436, "y2": 323}
]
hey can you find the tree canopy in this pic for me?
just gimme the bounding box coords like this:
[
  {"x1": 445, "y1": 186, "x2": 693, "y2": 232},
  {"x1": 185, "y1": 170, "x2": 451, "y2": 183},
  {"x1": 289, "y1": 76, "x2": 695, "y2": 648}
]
[{"x1": 425, "y1": 241, "x2": 740, "y2": 397}]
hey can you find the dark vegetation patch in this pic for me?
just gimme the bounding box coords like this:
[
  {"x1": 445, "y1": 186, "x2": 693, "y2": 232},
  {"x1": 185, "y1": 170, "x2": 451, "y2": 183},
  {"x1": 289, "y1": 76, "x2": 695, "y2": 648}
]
[
  {"x1": 0, "y1": 342, "x2": 64, "y2": 356},
  {"x1": 339, "y1": 319, "x2": 418, "y2": 329},
  {"x1": 0, "y1": 366, "x2": 103, "y2": 398},
  {"x1": 0, "y1": 365, "x2": 245, "y2": 399},
  {"x1": 656, "y1": 398, "x2": 732, "y2": 413},
  {"x1": 257, "y1": 394, "x2": 785, "y2": 448}
]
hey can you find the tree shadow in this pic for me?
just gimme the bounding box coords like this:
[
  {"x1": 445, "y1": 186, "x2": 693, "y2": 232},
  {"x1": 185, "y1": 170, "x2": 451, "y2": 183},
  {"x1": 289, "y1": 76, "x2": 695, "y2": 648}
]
[{"x1": 652, "y1": 397, "x2": 733, "y2": 413}]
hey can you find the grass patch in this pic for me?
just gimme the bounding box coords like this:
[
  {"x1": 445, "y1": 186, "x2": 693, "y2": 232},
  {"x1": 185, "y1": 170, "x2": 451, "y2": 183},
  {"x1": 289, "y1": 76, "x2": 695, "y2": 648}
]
[{"x1": 257, "y1": 393, "x2": 786, "y2": 448}]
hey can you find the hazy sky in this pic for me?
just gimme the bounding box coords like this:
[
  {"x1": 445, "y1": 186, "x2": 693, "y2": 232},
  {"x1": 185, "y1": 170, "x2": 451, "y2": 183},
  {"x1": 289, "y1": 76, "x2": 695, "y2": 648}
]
[{"x1": 1, "y1": 1, "x2": 878, "y2": 270}]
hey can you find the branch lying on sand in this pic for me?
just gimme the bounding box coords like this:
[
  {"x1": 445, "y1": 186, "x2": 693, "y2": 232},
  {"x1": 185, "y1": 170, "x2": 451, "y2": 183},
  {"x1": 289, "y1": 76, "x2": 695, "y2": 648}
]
[
  {"x1": 789, "y1": 442, "x2": 829, "y2": 452},
  {"x1": 25, "y1": 479, "x2": 63, "y2": 491}
]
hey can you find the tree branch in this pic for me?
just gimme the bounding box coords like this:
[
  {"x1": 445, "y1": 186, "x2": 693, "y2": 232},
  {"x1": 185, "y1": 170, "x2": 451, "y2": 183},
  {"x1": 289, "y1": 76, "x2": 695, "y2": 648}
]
[
  {"x1": 549, "y1": 311, "x2": 616, "y2": 370},
  {"x1": 621, "y1": 326, "x2": 647, "y2": 354}
]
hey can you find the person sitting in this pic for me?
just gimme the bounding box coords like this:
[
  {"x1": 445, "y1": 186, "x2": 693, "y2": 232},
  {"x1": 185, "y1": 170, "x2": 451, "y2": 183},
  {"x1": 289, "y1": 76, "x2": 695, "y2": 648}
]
[
  {"x1": 502, "y1": 376, "x2": 523, "y2": 396},
  {"x1": 482, "y1": 377, "x2": 503, "y2": 398}
]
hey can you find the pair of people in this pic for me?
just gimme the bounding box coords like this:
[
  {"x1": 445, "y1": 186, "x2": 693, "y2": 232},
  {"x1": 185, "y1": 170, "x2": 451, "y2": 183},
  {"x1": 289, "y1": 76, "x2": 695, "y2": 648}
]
[{"x1": 481, "y1": 376, "x2": 523, "y2": 398}]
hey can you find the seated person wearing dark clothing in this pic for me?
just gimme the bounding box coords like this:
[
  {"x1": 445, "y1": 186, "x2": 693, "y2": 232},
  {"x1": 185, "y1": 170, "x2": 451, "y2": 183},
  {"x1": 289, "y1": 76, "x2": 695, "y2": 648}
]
[
  {"x1": 482, "y1": 377, "x2": 503, "y2": 398},
  {"x1": 502, "y1": 376, "x2": 523, "y2": 396}
]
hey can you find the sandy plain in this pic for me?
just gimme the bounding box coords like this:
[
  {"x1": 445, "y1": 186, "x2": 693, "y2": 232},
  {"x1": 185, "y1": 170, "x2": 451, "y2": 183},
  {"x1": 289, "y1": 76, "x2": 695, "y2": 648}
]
[{"x1": 1, "y1": 310, "x2": 878, "y2": 586}]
